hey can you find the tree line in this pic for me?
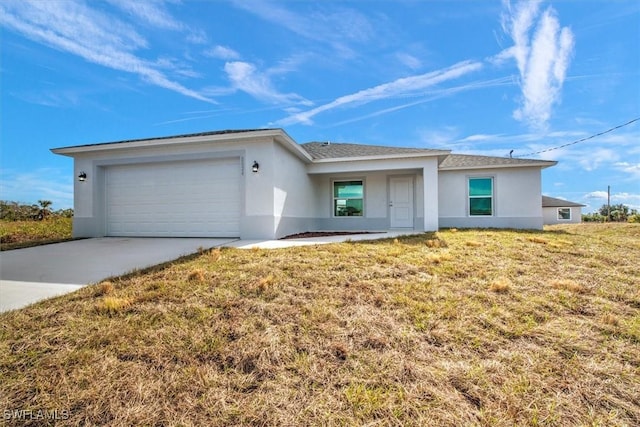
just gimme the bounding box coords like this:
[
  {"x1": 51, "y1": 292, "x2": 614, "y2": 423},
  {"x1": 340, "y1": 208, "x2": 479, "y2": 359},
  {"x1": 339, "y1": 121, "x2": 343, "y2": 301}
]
[
  {"x1": 0, "y1": 200, "x2": 73, "y2": 221},
  {"x1": 582, "y1": 204, "x2": 639, "y2": 223}
]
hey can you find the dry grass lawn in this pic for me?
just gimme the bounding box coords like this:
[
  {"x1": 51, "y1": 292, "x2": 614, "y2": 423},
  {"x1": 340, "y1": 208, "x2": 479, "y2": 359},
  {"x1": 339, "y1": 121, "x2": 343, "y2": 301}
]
[{"x1": 1, "y1": 223, "x2": 639, "y2": 426}]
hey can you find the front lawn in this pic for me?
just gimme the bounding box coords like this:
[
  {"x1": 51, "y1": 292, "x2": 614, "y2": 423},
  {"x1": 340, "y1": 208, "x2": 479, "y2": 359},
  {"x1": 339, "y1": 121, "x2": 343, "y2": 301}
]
[
  {"x1": 1, "y1": 224, "x2": 638, "y2": 425},
  {"x1": 0, "y1": 217, "x2": 73, "y2": 250}
]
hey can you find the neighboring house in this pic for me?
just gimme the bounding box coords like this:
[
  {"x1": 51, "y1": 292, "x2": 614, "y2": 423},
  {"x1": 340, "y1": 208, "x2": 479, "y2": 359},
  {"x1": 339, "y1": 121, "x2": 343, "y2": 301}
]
[
  {"x1": 52, "y1": 128, "x2": 557, "y2": 239},
  {"x1": 542, "y1": 195, "x2": 585, "y2": 225}
]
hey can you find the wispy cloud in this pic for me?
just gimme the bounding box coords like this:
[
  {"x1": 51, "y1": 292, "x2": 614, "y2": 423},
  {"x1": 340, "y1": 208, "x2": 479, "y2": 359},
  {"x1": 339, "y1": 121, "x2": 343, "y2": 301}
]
[
  {"x1": 396, "y1": 52, "x2": 423, "y2": 71},
  {"x1": 186, "y1": 28, "x2": 207, "y2": 44},
  {"x1": 0, "y1": 0, "x2": 211, "y2": 102},
  {"x1": 205, "y1": 45, "x2": 241, "y2": 60},
  {"x1": 106, "y1": 0, "x2": 183, "y2": 31},
  {"x1": 231, "y1": 0, "x2": 373, "y2": 57},
  {"x1": 0, "y1": 168, "x2": 73, "y2": 208},
  {"x1": 328, "y1": 76, "x2": 514, "y2": 129},
  {"x1": 498, "y1": 0, "x2": 574, "y2": 130},
  {"x1": 224, "y1": 61, "x2": 312, "y2": 106},
  {"x1": 614, "y1": 162, "x2": 640, "y2": 180},
  {"x1": 155, "y1": 56, "x2": 201, "y2": 78},
  {"x1": 585, "y1": 191, "x2": 640, "y2": 210},
  {"x1": 275, "y1": 60, "x2": 483, "y2": 126},
  {"x1": 458, "y1": 134, "x2": 503, "y2": 143}
]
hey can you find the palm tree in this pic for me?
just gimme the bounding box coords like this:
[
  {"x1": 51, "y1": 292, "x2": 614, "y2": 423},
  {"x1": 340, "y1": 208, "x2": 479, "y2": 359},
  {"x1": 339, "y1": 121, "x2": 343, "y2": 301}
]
[{"x1": 38, "y1": 200, "x2": 53, "y2": 220}]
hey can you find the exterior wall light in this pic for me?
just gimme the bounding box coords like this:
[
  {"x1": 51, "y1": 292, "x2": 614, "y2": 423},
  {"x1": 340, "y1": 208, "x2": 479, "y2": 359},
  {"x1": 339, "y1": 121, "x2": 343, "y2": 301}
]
[
  {"x1": 252, "y1": 161, "x2": 259, "y2": 173},
  {"x1": 78, "y1": 171, "x2": 87, "y2": 182}
]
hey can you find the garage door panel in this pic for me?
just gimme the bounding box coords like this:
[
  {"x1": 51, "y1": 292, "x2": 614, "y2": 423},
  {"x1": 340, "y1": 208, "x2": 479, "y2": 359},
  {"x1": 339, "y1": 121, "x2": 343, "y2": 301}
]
[{"x1": 106, "y1": 158, "x2": 241, "y2": 237}]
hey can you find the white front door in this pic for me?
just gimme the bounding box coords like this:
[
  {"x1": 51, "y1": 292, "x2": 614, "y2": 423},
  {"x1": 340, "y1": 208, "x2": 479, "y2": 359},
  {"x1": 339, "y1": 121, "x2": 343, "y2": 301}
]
[{"x1": 390, "y1": 176, "x2": 414, "y2": 228}]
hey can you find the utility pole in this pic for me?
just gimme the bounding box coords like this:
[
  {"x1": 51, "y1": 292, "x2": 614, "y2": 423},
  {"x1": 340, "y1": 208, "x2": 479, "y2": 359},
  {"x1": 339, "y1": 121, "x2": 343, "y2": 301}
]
[{"x1": 607, "y1": 185, "x2": 611, "y2": 222}]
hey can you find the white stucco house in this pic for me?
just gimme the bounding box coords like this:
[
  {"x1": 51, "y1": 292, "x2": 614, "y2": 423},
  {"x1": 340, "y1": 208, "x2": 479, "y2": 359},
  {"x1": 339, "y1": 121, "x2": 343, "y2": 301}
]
[
  {"x1": 542, "y1": 195, "x2": 585, "y2": 225},
  {"x1": 52, "y1": 128, "x2": 557, "y2": 239}
]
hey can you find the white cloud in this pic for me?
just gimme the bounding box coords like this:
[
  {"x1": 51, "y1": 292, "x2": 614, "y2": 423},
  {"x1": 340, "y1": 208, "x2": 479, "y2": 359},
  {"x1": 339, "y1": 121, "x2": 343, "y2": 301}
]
[
  {"x1": 155, "y1": 56, "x2": 201, "y2": 78},
  {"x1": 224, "y1": 61, "x2": 312, "y2": 106},
  {"x1": 0, "y1": 0, "x2": 211, "y2": 102},
  {"x1": 106, "y1": 0, "x2": 183, "y2": 30},
  {"x1": 418, "y1": 127, "x2": 460, "y2": 148},
  {"x1": 500, "y1": 0, "x2": 574, "y2": 130},
  {"x1": 276, "y1": 60, "x2": 482, "y2": 126},
  {"x1": 186, "y1": 28, "x2": 207, "y2": 44},
  {"x1": 576, "y1": 148, "x2": 619, "y2": 171},
  {"x1": 396, "y1": 52, "x2": 422, "y2": 70},
  {"x1": 585, "y1": 191, "x2": 640, "y2": 210},
  {"x1": 585, "y1": 191, "x2": 608, "y2": 200},
  {"x1": 614, "y1": 162, "x2": 640, "y2": 180},
  {"x1": 266, "y1": 53, "x2": 310, "y2": 76},
  {"x1": 11, "y1": 89, "x2": 81, "y2": 108},
  {"x1": 231, "y1": 0, "x2": 373, "y2": 58},
  {"x1": 458, "y1": 134, "x2": 503, "y2": 143},
  {"x1": 205, "y1": 45, "x2": 241, "y2": 60},
  {"x1": 0, "y1": 168, "x2": 73, "y2": 208},
  {"x1": 317, "y1": 75, "x2": 515, "y2": 129}
]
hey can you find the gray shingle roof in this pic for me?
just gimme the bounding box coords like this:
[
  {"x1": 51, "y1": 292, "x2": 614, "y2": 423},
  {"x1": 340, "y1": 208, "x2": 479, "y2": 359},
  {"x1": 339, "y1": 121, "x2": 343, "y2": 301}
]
[
  {"x1": 301, "y1": 142, "x2": 446, "y2": 160},
  {"x1": 542, "y1": 196, "x2": 585, "y2": 207},
  {"x1": 56, "y1": 129, "x2": 275, "y2": 150},
  {"x1": 53, "y1": 128, "x2": 559, "y2": 172},
  {"x1": 439, "y1": 154, "x2": 556, "y2": 169}
]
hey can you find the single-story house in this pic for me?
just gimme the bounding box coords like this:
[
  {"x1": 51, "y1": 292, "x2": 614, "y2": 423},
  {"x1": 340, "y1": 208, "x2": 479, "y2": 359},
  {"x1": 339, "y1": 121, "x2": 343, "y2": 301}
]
[
  {"x1": 52, "y1": 128, "x2": 557, "y2": 239},
  {"x1": 542, "y1": 195, "x2": 585, "y2": 225}
]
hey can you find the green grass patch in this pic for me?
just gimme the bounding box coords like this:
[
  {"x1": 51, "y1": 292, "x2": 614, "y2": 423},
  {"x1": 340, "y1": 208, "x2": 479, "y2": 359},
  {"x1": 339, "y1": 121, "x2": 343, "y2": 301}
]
[{"x1": 0, "y1": 217, "x2": 73, "y2": 250}]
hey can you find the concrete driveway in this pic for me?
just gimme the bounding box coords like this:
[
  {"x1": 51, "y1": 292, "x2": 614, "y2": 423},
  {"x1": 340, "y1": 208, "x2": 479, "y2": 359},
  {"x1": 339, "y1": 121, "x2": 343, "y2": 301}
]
[{"x1": 0, "y1": 237, "x2": 236, "y2": 312}]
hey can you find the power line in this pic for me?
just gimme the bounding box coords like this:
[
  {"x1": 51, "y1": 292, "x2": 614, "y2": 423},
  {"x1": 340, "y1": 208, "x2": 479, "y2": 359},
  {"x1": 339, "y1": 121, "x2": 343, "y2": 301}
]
[{"x1": 515, "y1": 117, "x2": 640, "y2": 158}]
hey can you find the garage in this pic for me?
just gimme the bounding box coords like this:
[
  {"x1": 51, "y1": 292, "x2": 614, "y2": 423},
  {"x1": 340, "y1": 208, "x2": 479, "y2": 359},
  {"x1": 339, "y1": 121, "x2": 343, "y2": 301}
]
[{"x1": 105, "y1": 157, "x2": 241, "y2": 237}]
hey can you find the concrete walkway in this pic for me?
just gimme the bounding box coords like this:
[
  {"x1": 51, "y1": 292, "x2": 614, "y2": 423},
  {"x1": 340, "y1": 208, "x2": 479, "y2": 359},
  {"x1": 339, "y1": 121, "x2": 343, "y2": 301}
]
[
  {"x1": 0, "y1": 231, "x2": 421, "y2": 313},
  {"x1": 226, "y1": 230, "x2": 419, "y2": 249}
]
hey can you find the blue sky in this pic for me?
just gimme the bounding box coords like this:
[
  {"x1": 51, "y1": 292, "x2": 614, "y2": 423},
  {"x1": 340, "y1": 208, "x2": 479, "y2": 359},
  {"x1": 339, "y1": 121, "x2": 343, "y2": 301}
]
[{"x1": 1, "y1": 0, "x2": 638, "y2": 212}]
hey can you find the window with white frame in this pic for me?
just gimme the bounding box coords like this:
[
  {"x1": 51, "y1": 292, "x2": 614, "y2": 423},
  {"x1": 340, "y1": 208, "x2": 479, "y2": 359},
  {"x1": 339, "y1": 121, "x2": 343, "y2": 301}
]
[
  {"x1": 468, "y1": 177, "x2": 493, "y2": 216},
  {"x1": 557, "y1": 208, "x2": 571, "y2": 220},
  {"x1": 333, "y1": 180, "x2": 364, "y2": 216}
]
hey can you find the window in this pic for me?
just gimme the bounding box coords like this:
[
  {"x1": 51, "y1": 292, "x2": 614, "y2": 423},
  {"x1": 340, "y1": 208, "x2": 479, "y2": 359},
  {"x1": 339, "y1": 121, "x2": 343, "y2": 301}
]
[
  {"x1": 333, "y1": 180, "x2": 363, "y2": 216},
  {"x1": 469, "y1": 177, "x2": 493, "y2": 216},
  {"x1": 557, "y1": 208, "x2": 571, "y2": 220}
]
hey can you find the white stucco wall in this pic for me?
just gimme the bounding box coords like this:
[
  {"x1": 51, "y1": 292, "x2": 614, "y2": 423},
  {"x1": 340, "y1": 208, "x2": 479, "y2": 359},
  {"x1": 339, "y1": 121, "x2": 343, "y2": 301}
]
[
  {"x1": 308, "y1": 156, "x2": 440, "y2": 232},
  {"x1": 270, "y1": 142, "x2": 318, "y2": 238},
  {"x1": 312, "y1": 170, "x2": 394, "y2": 221},
  {"x1": 438, "y1": 167, "x2": 544, "y2": 229},
  {"x1": 543, "y1": 206, "x2": 582, "y2": 224},
  {"x1": 68, "y1": 135, "x2": 307, "y2": 239},
  {"x1": 64, "y1": 134, "x2": 444, "y2": 239},
  {"x1": 63, "y1": 131, "x2": 550, "y2": 238}
]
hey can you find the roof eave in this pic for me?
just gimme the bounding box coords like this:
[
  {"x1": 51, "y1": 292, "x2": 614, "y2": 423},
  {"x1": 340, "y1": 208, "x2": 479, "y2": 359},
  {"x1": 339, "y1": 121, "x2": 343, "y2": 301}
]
[
  {"x1": 311, "y1": 150, "x2": 451, "y2": 163},
  {"x1": 51, "y1": 129, "x2": 313, "y2": 162},
  {"x1": 439, "y1": 161, "x2": 557, "y2": 171}
]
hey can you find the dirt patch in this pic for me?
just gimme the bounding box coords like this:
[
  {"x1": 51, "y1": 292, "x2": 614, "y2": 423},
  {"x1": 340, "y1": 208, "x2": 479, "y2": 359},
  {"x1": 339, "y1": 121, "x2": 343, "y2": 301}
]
[{"x1": 280, "y1": 231, "x2": 384, "y2": 240}]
